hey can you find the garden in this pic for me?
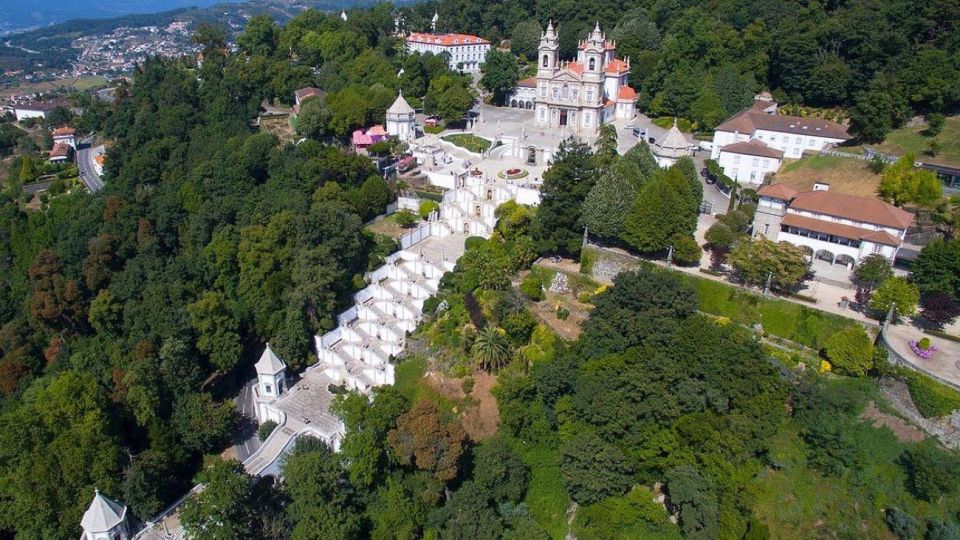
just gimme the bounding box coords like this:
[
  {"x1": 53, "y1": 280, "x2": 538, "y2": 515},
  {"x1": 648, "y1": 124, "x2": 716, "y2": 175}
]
[{"x1": 441, "y1": 134, "x2": 492, "y2": 153}]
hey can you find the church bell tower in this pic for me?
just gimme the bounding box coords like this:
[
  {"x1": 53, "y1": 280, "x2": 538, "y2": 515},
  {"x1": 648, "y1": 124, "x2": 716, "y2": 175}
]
[{"x1": 537, "y1": 21, "x2": 559, "y2": 79}]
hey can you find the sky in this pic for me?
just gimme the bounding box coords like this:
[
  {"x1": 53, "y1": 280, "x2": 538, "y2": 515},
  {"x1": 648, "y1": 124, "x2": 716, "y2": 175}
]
[{"x1": 0, "y1": 0, "x2": 243, "y2": 34}]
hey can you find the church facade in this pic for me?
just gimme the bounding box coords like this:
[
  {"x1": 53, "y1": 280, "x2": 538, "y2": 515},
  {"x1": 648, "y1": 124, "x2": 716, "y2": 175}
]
[{"x1": 530, "y1": 22, "x2": 637, "y2": 133}]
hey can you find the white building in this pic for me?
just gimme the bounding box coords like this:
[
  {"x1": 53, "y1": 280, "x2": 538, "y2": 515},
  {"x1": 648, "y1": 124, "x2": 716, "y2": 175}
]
[
  {"x1": 753, "y1": 183, "x2": 914, "y2": 268},
  {"x1": 14, "y1": 101, "x2": 60, "y2": 121},
  {"x1": 405, "y1": 32, "x2": 490, "y2": 72},
  {"x1": 507, "y1": 76, "x2": 537, "y2": 109},
  {"x1": 651, "y1": 120, "x2": 693, "y2": 167},
  {"x1": 716, "y1": 139, "x2": 783, "y2": 186},
  {"x1": 386, "y1": 91, "x2": 417, "y2": 141},
  {"x1": 253, "y1": 344, "x2": 288, "y2": 425},
  {"x1": 52, "y1": 126, "x2": 77, "y2": 149},
  {"x1": 80, "y1": 489, "x2": 129, "y2": 540},
  {"x1": 530, "y1": 22, "x2": 638, "y2": 133},
  {"x1": 710, "y1": 101, "x2": 850, "y2": 169}
]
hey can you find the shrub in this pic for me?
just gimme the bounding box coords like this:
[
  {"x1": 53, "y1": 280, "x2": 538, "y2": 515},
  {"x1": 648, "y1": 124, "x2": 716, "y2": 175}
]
[
  {"x1": 917, "y1": 337, "x2": 931, "y2": 350},
  {"x1": 419, "y1": 200, "x2": 439, "y2": 219},
  {"x1": 520, "y1": 274, "x2": 544, "y2": 301},
  {"x1": 556, "y1": 307, "x2": 570, "y2": 320},
  {"x1": 670, "y1": 233, "x2": 701, "y2": 266},
  {"x1": 462, "y1": 376, "x2": 475, "y2": 395},
  {"x1": 579, "y1": 247, "x2": 596, "y2": 275},
  {"x1": 900, "y1": 439, "x2": 960, "y2": 501},
  {"x1": 903, "y1": 372, "x2": 960, "y2": 418},
  {"x1": 257, "y1": 420, "x2": 278, "y2": 442},
  {"x1": 884, "y1": 508, "x2": 918, "y2": 540},
  {"x1": 576, "y1": 292, "x2": 591, "y2": 303},
  {"x1": 465, "y1": 236, "x2": 486, "y2": 250},
  {"x1": 394, "y1": 209, "x2": 419, "y2": 228},
  {"x1": 823, "y1": 326, "x2": 874, "y2": 376}
]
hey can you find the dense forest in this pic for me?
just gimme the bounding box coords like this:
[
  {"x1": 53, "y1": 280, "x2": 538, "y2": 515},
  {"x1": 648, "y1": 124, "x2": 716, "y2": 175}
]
[
  {"x1": 408, "y1": 0, "x2": 959, "y2": 140},
  {"x1": 1, "y1": 1, "x2": 960, "y2": 538}
]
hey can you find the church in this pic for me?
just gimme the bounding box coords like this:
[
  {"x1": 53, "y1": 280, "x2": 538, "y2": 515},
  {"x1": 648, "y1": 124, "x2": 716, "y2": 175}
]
[{"x1": 528, "y1": 22, "x2": 638, "y2": 133}]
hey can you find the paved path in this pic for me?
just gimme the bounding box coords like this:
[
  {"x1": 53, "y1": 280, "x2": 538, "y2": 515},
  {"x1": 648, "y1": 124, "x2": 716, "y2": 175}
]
[
  {"x1": 76, "y1": 136, "x2": 104, "y2": 192},
  {"x1": 232, "y1": 379, "x2": 261, "y2": 462}
]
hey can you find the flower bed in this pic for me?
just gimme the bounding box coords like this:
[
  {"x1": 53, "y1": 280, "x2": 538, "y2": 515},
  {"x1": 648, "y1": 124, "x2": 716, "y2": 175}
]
[
  {"x1": 498, "y1": 168, "x2": 529, "y2": 179},
  {"x1": 909, "y1": 339, "x2": 938, "y2": 359}
]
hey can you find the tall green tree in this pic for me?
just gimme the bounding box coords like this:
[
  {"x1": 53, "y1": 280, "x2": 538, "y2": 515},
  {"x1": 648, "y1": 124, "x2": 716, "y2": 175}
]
[
  {"x1": 532, "y1": 138, "x2": 597, "y2": 255},
  {"x1": 622, "y1": 168, "x2": 697, "y2": 253},
  {"x1": 480, "y1": 50, "x2": 520, "y2": 105}
]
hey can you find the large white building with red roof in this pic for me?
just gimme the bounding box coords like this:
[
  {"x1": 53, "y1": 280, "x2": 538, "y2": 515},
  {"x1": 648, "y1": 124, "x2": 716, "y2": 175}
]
[
  {"x1": 405, "y1": 32, "x2": 490, "y2": 72},
  {"x1": 527, "y1": 22, "x2": 637, "y2": 133},
  {"x1": 753, "y1": 183, "x2": 914, "y2": 268}
]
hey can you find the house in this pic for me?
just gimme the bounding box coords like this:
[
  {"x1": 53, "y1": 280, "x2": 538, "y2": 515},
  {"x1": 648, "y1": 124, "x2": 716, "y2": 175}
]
[
  {"x1": 48, "y1": 141, "x2": 73, "y2": 163},
  {"x1": 716, "y1": 139, "x2": 783, "y2": 185},
  {"x1": 386, "y1": 91, "x2": 417, "y2": 141},
  {"x1": 528, "y1": 22, "x2": 637, "y2": 134},
  {"x1": 13, "y1": 99, "x2": 70, "y2": 121},
  {"x1": 710, "y1": 100, "x2": 850, "y2": 179},
  {"x1": 405, "y1": 32, "x2": 490, "y2": 72},
  {"x1": 52, "y1": 126, "x2": 76, "y2": 149},
  {"x1": 352, "y1": 125, "x2": 388, "y2": 152},
  {"x1": 753, "y1": 183, "x2": 914, "y2": 269},
  {"x1": 293, "y1": 87, "x2": 323, "y2": 114}
]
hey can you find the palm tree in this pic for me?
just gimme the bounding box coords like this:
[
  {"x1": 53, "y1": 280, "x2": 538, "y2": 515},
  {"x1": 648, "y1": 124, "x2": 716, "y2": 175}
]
[{"x1": 471, "y1": 326, "x2": 512, "y2": 371}]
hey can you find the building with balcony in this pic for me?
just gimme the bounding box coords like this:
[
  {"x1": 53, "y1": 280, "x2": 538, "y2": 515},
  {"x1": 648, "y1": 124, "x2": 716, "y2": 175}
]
[{"x1": 753, "y1": 183, "x2": 914, "y2": 270}]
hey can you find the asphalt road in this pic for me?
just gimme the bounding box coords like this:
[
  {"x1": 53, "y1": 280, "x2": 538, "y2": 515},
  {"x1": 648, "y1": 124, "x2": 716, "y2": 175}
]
[
  {"x1": 76, "y1": 136, "x2": 104, "y2": 192},
  {"x1": 233, "y1": 379, "x2": 262, "y2": 462}
]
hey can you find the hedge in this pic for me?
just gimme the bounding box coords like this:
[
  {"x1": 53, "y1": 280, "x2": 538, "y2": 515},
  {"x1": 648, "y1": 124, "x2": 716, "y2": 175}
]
[
  {"x1": 685, "y1": 275, "x2": 860, "y2": 349},
  {"x1": 903, "y1": 372, "x2": 960, "y2": 418},
  {"x1": 924, "y1": 329, "x2": 960, "y2": 344}
]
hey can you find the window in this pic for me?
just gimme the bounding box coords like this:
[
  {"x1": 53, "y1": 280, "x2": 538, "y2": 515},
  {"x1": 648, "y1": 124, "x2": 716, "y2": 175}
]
[
  {"x1": 265, "y1": 384, "x2": 272, "y2": 394},
  {"x1": 733, "y1": 155, "x2": 741, "y2": 164},
  {"x1": 782, "y1": 135, "x2": 789, "y2": 143},
  {"x1": 561, "y1": 85, "x2": 569, "y2": 98},
  {"x1": 752, "y1": 158, "x2": 759, "y2": 166},
  {"x1": 542, "y1": 54, "x2": 549, "y2": 67},
  {"x1": 552, "y1": 87, "x2": 559, "y2": 98},
  {"x1": 808, "y1": 139, "x2": 815, "y2": 146},
  {"x1": 584, "y1": 113, "x2": 591, "y2": 125},
  {"x1": 586, "y1": 90, "x2": 594, "y2": 102},
  {"x1": 540, "y1": 83, "x2": 546, "y2": 97},
  {"x1": 573, "y1": 89, "x2": 579, "y2": 100},
  {"x1": 589, "y1": 58, "x2": 596, "y2": 70},
  {"x1": 795, "y1": 137, "x2": 801, "y2": 144},
  {"x1": 873, "y1": 244, "x2": 882, "y2": 253}
]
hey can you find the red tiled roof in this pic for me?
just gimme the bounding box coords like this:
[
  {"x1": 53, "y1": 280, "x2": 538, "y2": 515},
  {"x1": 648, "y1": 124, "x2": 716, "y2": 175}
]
[
  {"x1": 604, "y1": 59, "x2": 629, "y2": 74},
  {"x1": 566, "y1": 62, "x2": 584, "y2": 76},
  {"x1": 617, "y1": 86, "x2": 637, "y2": 100},
  {"x1": 49, "y1": 142, "x2": 70, "y2": 158},
  {"x1": 716, "y1": 110, "x2": 850, "y2": 140},
  {"x1": 757, "y1": 183, "x2": 798, "y2": 200},
  {"x1": 294, "y1": 87, "x2": 323, "y2": 103},
  {"x1": 517, "y1": 76, "x2": 537, "y2": 88},
  {"x1": 406, "y1": 32, "x2": 490, "y2": 46},
  {"x1": 52, "y1": 126, "x2": 75, "y2": 136},
  {"x1": 782, "y1": 213, "x2": 902, "y2": 246},
  {"x1": 719, "y1": 139, "x2": 784, "y2": 160},
  {"x1": 790, "y1": 190, "x2": 914, "y2": 229}
]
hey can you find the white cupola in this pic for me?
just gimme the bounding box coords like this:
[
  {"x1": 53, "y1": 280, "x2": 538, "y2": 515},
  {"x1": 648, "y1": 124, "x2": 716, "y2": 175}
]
[
  {"x1": 81, "y1": 489, "x2": 129, "y2": 540},
  {"x1": 255, "y1": 343, "x2": 288, "y2": 399}
]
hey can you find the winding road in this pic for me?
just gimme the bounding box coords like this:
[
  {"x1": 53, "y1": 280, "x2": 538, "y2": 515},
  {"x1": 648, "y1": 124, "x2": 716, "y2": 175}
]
[{"x1": 76, "y1": 135, "x2": 104, "y2": 192}]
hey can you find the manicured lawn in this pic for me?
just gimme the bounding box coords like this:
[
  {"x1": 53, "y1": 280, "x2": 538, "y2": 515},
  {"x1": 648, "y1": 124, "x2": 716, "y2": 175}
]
[
  {"x1": 775, "y1": 155, "x2": 883, "y2": 197},
  {"x1": 441, "y1": 134, "x2": 492, "y2": 153},
  {"x1": 874, "y1": 115, "x2": 960, "y2": 166},
  {"x1": 684, "y1": 275, "x2": 861, "y2": 350},
  {"x1": 651, "y1": 116, "x2": 693, "y2": 132}
]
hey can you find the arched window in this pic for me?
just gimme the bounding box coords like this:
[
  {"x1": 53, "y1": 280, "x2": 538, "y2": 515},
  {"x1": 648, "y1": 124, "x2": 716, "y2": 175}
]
[
  {"x1": 589, "y1": 58, "x2": 596, "y2": 71},
  {"x1": 561, "y1": 85, "x2": 569, "y2": 98},
  {"x1": 542, "y1": 54, "x2": 549, "y2": 67}
]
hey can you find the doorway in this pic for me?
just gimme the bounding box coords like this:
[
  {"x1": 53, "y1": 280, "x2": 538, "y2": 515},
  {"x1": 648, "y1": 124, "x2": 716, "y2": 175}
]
[{"x1": 559, "y1": 109, "x2": 568, "y2": 127}]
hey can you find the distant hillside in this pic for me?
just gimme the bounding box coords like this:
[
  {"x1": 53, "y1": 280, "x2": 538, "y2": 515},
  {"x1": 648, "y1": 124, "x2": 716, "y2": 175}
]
[
  {"x1": 0, "y1": 0, "x2": 242, "y2": 35},
  {"x1": 0, "y1": 0, "x2": 403, "y2": 73}
]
